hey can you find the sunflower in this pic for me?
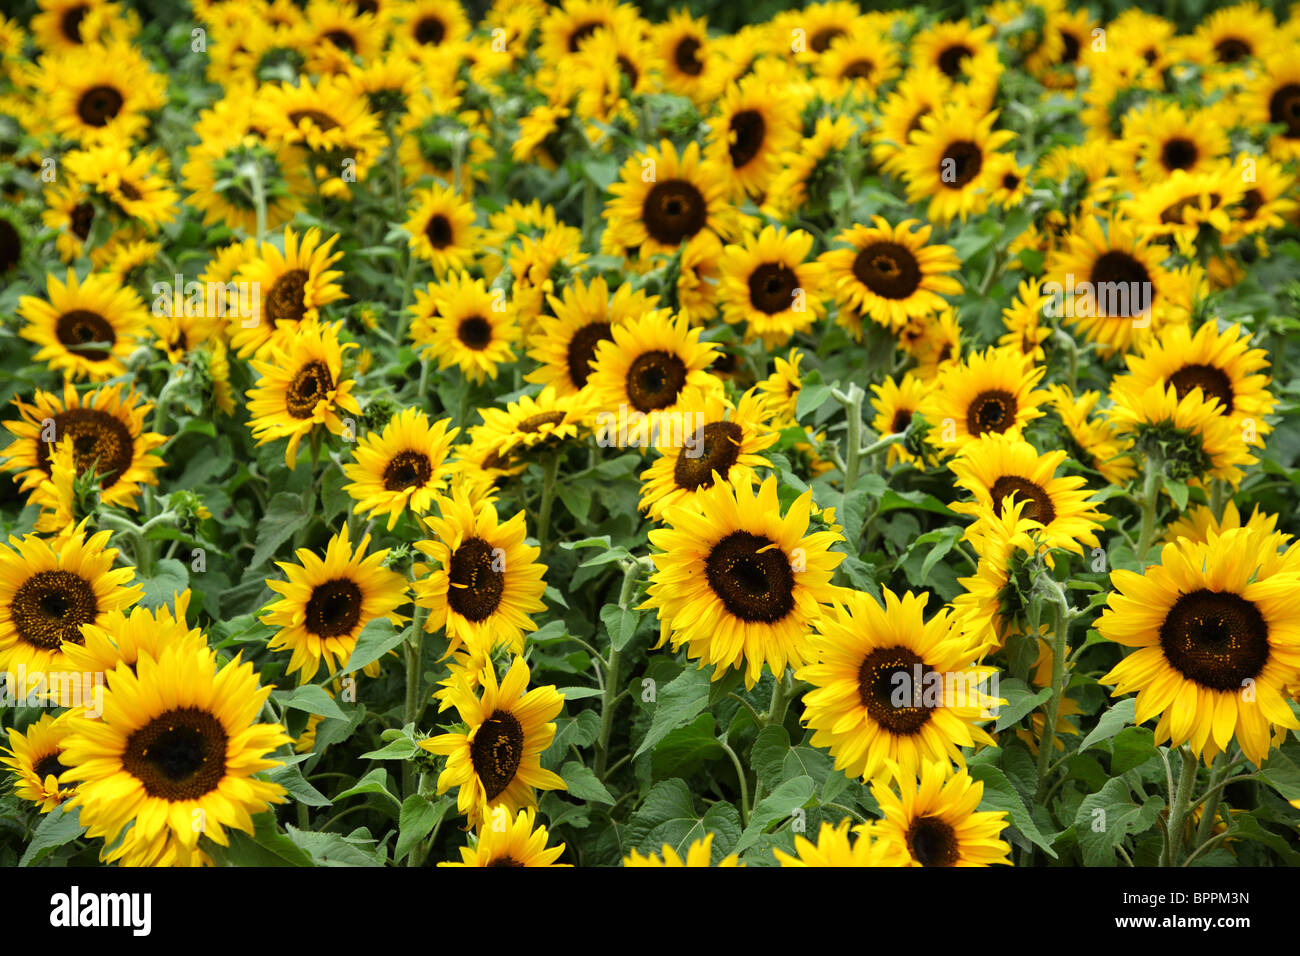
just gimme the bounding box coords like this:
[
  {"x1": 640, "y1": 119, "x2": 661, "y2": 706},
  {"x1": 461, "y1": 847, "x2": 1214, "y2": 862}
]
[
  {"x1": 814, "y1": 28, "x2": 900, "y2": 101},
  {"x1": 59, "y1": 641, "x2": 289, "y2": 866},
  {"x1": 419, "y1": 656, "x2": 565, "y2": 827},
  {"x1": 18, "y1": 268, "x2": 147, "y2": 382},
  {"x1": 755, "y1": 347, "x2": 805, "y2": 423},
  {"x1": 30, "y1": 437, "x2": 80, "y2": 544},
  {"x1": 231, "y1": 226, "x2": 347, "y2": 358},
  {"x1": 181, "y1": 123, "x2": 307, "y2": 235},
  {"x1": 995, "y1": 278, "x2": 1052, "y2": 363},
  {"x1": 246, "y1": 322, "x2": 362, "y2": 469},
  {"x1": 441, "y1": 806, "x2": 569, "y2": 867},
  {"x1": 624, "y1": 832, "x2": 740, "y2": 867},
  {"x1": 604, "y1": 139, "x2": 734, "y2": 258},
  {"x1": 62, "y1": 142, "x2": 179, "y2": 234},
  {"x1": 40, "y1": 181, "x2": 102, "y2": 264},
  {"x1": 764, "y1": 115, "x2": 856, "y2": 219},
  {"x1": 301, "y1": 0, "x2": 383, "y2": 74},
  {"x1": 2, "y1": 381, "x2": 165, "y2": 511},
  {"x1": 1163, "y1": 501, "x2": 1280, "y2": 549},
  {"x1": 898, "y1": 103, "x2": 1015, "y2": 225},
  {"x1": 1098, "y1": 526, "x2": 1300, "y2": 766},
  {"x1": 252, "y1": 73, "x2": 388, "y2": 184},
  {"x1": 911, "y1": 17, "x2": 997, "y2": 86},
  {"x1": 410, "y1": 272, "x2": 518, "y2": 385},
  {"x1": 469, "y1": 386, "x2": 597, "y2": 467},
  {"x1": 1123, "y1": 101, "x2": 1230, "y2": 186},
  {"x1": 798, "y1": 587, "x2": 997, "y2": 785},
  {"x1": 1225, "y1": 152, "x2": 1298, "y2": 240},
  {"x1": 59, "y1": 591, "x2": 207, "y2": 693},
  {"x1": 871, "y1": 761, "x2": 1013, "y2": 867},
  {"x1": 537, "y1": 0, "x2": 638, "y2": 66},
  {"x1": 1194, "y1": 1, "x2": 1277, "y2": 69},
  {"x1": 676, "y1": 231, "x2": 726, "y2": 326},
  {"x1": 0, "y1": 525, "x2": 141, "y2": 684},
  {"x1": 587, "y1": 309, "x2": 723, "y2": 450},
  {"x1": 949, "y1": 433, "x2": 1106, "y2": 557},
  {"x1": 30, "y1": 0, "x2": 120, "y2": 51},
  {"x1": 901, "y1": 307, "x2": 963, "y2": 382},
  {"x1": 1123, "y1": 166, "x2": 1243, "y2": 255},
  {"x1": 525, "y1": 276, "x2": 658, "y2": 396},
  {"x1": 413, "y1": 487, "x2": 547, "y2": 660},
  {"x1": 1045, "y1": 385, "x2": 1137, "y2": 486},
  {"x1": 38, "y1": 39, "x2": 164, "y2": 144},
  {"x1": 950, "y1": 497, "x2": 1045, "y2": 654},
  {"x1": 872, "y1": 65, "x2": 953, "y2": 174},
  {"x1": 705, "y1": 76, "x2": 800, "y2": 198},
  {"x1": 342, "y1": 407, "x2": 457, "y2": 532},
  {"x1": 718, "y1": 226, "x2": 825, "y2": 348},
  {"x1": 869, "y1": 374, "x2": 927, "y2": 468},
  {"x1": 1106, "y1": 381, "x2": 1256, "y2": 489},
  {"x1": 1244, "y1": 54, "x2": 1300, "y2": 162},
  {"x1": 820, "y1": 217, "x2": 961, "y2": 333},
  {"x1": 655, "y1": 9, "x2": 718, "y2": 102},
  {"x1": 773, "y1": 818, "x2": 908, "y2": 867},
  {"x1": 638, "y1": 389, "x2": 776, "y2": 522},
  {"x1": 389, "y1": 0, "x2": 470, "y2": 52},
  {"x1": 641, "y1": 473, "x2": 845, "y2": 689},
  {"x1": 1113, "y1": 321, "x2": 1275, "y2": 445},
  {"x1": 920, "y1": 346, "x2": 1048, "y2": 457},
  {"x1": 403, "y1": 183, "x2": 477, "y2": 276},
  {"x1": 2, "y1": 714, "x2": 76, "y2": 812}
]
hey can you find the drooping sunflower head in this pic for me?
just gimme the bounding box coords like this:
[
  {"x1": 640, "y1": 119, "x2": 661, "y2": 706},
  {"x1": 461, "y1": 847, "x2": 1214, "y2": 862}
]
[
  {"x1": 1099, "y1": 525, "x2": 1300, "y2": 766},
  {"x1": 342, "y1": 406, "x2": 458, "y2": 532},
  {"x1": 641, "y1": 472, "x2": 846, "y2": 688},
  {"x1": 920, "y1": 345, "x2": 1048, "y2": 456},
  {"x1": 413, "y1": 486, "x2": 548, "y2": 660},
  {"x1": 18, "y1": 267, "x2": 148, "y2": 382},
  {"x1": 1044, "y1": 384, "x2": 1137, "y2": 487},
  {"x1": 263, "y1": 524, "x2": 409, "y2": 683},
  {"x1": 871, "y1": 761, "x2": 1013, "y2": 867},
  {"x1": 2, "y1": 713, "x2": 77, "y2": 812},
  {"x1": 798, "y1": 587, "x2": 998, "y2": 785},
  {"x1": 419, "y1": 656, "x2": 566, "y2": 827}
]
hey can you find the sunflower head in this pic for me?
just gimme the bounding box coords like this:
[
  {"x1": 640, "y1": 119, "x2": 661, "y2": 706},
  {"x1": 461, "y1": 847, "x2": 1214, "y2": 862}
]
[{"x1": 871, "y1": 761, "x2": 1013, "y2": 867}]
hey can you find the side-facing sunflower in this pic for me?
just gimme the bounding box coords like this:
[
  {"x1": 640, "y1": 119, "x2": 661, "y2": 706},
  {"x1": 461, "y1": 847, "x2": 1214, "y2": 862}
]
[
  {"x1": 0, "y1": 525, "x2": 141, "y2": 681},
  {"x1": 871, "y1": 761, "x2": 1013, "y2": 867},
  {"x1": 419, "y1": 656, "x2": 565, "y2": 827},
  {"x1": 773, "y1": 818, "x2": 908, "y2": 867},
  {"x1": 252, "y1": 73, "x2": 388, "y2": 185},
  {"x1": 246, "y1": 322, "x2": 362, "y2": 469},
  {"x1": 1162, "y1": 500, "x2": 1279, "y2": 549},
  {"x1": 413, "y1": 487, "x2": 547, "y2": 660},
  {"x1": 624, "y1": 832, "x2": 740, "y2": 867},
  {"x1": 950, "y1": 497, "x2": 1045, "y2": 655},
  {"x1": 2, "y1": 713, "x2": 76, "y2": 812},
  {"x1": 441, "y1": 806, "x2": 569, "y2": 867},
  {"x1": 263, "y1": 525, "x2": 409, "y2": 683},
  {"x1": 343, "y1": 407, "x2": 458, "y2": 531},
  {"x1": 604, "y1": 139, "x2": 734, "y2": 258},
  {"x1": 820, "y1": 217, "x2": 961, "y2": 333},
  {"x1": 468, "y1": 386, "x2": 597, "y2": 467},
  {"x1": 641, "y1": 472, "x2": 845, "y2": 689},
  {"x1": 2, "y1": 380, "x2": 165, "y2": 511},
  {"x1": 403, "y1": 182, "x2": 477, "y2": 276},
  {"x1": 232, "y1": 226, "x2": 347, "y2": 357},
  {"x1": 920, "y1": 346, "x2": 1048, "y2": 457},
  {"x1": 61, "y1": 142, "x2": 179, "y2": 235},
  {"x1": 798, "y1": 587, "x2": 998, "y2": 785},
  {"x1": 948, "y1": 433, "x2": 1107, "y2": 557},
  {"x1": 869, "y1": 373, "x2": 928, "y2": 468},
  {"x1": 718, "y1": 225, "x2": 825, "y2": 348},
  {"x1": 1098, "y1": 526, "x2": 1300, "y2": 766},
  {"x1": 18, "y1": 268, "x2": 148, "y2": 381},
  {"x1": 59, "y1": 642, "x2": 290, "y2": 867},
  {"x1": 59, "y1": 591, "x2": 207, "y2": 696}
]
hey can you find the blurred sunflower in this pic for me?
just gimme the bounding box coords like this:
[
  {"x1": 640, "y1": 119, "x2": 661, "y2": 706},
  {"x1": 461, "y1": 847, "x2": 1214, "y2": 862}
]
[
  {"x1": 705, "y1": 76, "x2": 800, "y2": 198},
  {"x1": 38, "y1": 39, "x2": 164, "y2": 144},
  {"x1": 898, "y1": 103, "x2": 1015, "y2": 224},
  {"x1": 403, "y1": 182, "x2": 477, "y2": 276},
  {"x1": 62, "y1": 142, "x2": 179, "y2": 234},
  {"x1": 605, "y1": 139, "x2": 733, "y2": 257},
  {"x1": 869, "y1": 373, "x2": 927, "y2": 468},
  {"x1": 774, "y1": 818, "x2": 908, "y2": 867}
]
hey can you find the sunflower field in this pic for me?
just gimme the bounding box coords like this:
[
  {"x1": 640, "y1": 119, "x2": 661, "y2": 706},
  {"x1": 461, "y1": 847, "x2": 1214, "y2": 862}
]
[{"x1": 1, "y1": 0, "x2": 1300, "y2": 877}]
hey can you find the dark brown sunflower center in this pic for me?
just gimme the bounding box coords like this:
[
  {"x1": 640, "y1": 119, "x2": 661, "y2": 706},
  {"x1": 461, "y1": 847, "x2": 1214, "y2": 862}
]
[
  {"x1": 643, "y1": 180, "x2": 707, "y2": 246},
  {"x1": 1089, "y1": 252, "x2": 1152, "y2": 318},
  {"x1": 457, "y1": 316, "x2": 492, "y2": 350},
  {"x1": 37, "y1": 408, "x2": 132, "y2": 488},
  {"x1": 853, "y1": 241, "x2": 921, "y2": 299},
  {"x1": 77, "y1": 85, "x2": 124, "y2": 127},
  {"x1": 568, "y1": 21, "x2": 602, "y2": 51},
  {"x1": 728, "y1": 109, "x2": 766, "y2": 168},
  {"x1": 1159, "y1": 589, "x2": 1268, "y2": 691},
  {"x1": 122, "y1": 707, "x2": 229, "y2": 801},
  {"x1": 34, "y1": 752, "x2": 70, "y2": 784},
  {"x1": 0, "y1": 218, "x2": 20, "y2": 272},
  {"x1": 842, "y1": 59, "x2": 874, "y2": 80},
  {"x1": 1239, "y1": 189, "x2": 1263, "y2": 220},
  {"x1": 322, "y1": 29, "x2": 355, "y2": 51},
  {"x1": 267, "y1": 268, "x2": 309, "y2": 323},
  {"x1": 565, "y1": 321, "x2": 612, "y2": 389},
  {"x1": 858, "y1": 645, "x2": 934, "y2": 735},
  {"x1": 487, "y1": 856, "x2": 525, "y2": 867},
  {"x1": 288, "y1": 109, "x2": 340, "y2": 132},
  {"x1": 988, "y1": 475, "x2": 1056, "y2": 525},
  {"x1": 966, "y1": 389, "x2": 1017, "y2": 436},
  {"x1": 1161, "y1": 137, "x2": 1198, "y2": 172},
  {"x1": 1214, "y1": 37, "x2": 1251, "y2": 63},
  {"x1": 704, "y1": 530, "x2": 795, "y2": 623},
  {"x1": 937, "y1": 44, "x2": 972, "y2": 78},
  {"x1": 890, "y1": 408, "x2": 913, "y2": 434},
  {"x1": 810, "y1": 26, "x2": 846, "y2": 53},
  {"x1": 1002, "y1": 172, "x2": 1020, "y2": 190},
  {"x1": 907, "y1": 815, "x2": 960, "y2": 866},
  {"x1": 1159, "y1": 196, "x2": 1201, "y2": 225},
  {"x1": 55, "y1": 309, "x2": 115, "y2": 362},
  {"x1": 1168, "y1": 363, "x2": 1234, "y2": 414},
  {"x1": 447, "y1": 537, "x2": 504, "y2": 622},
  {"x1": 10, "y1": 570, "x2": 98, "y2": 650},
  {"x1": 673, "y1": 420, "x2": 742, "y2": 491},
  {"x1": 940, "y1": 140, "x2": 982, "y2": 187},
  {"x1": 470, "y1": 709, "x2": 524, "y2": 800},
  {"x1": 518, "y1": 411, "x2": 566, "y2": 433},
  {"x1": 1268, "y1": 84, "x2": 1300, "y2": 138},
  {"x1": 425, "y1": 214, "x2": 453, "y2": 249},
  {"x1": 383, "y1": 449, "x2": 433, "y2": 491},
  {"x1": 70, "y1": 202, "x2": 95, "y2": 240},
  {"x1": 354, "y1": 0, "x2": 379, "y2": 13},
  {"x1": 747, "y1": 262, "x2": 799, "y2": 314},
  {"x1": 625, "y1": 350, "x2": 687, "y2": 412},
  {"x1": 286, "y1": 360, "x2": 333, "y2": 419},
  {"x1": 1061, "y1": 32, "x2": 1080, "y2": 63},
  {"x1": 674, "y1": 36, "x2": 703, "y2": 75},
  {"x1": 617, "y1": 56, "x2": 639, "y2": 88},
  {"x1": 414, "y1": 15, "x2": 445, "y2": 45},
  {"x1": 304, "y1": 578, "x2": 363, "y2": 637},
  {"x1": 61, "y1": 4, "x2": 88, "y2": 42}
]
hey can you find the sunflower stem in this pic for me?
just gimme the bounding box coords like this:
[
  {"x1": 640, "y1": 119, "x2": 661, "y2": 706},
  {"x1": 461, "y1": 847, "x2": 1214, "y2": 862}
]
[
  {"x1": 402, "y1": 604, "x2": 428, "y2": 797},
  {"x1": 764, "y1": 667, "x2": 793, "y2": 729},
  {"x1": 246, "y1": 158, "x2": 268, "y2": 246},
  {"x1": 1209, "y1": 478, "x2": 1226, "y2": 523},
  {"x1": 1135, "y1": 446, "x2": 1164, "y2": 566},
  {"x1": 536, "y1": 451, "x2": 560, "y2": 552},
  {"x1": 1162, "y1": 746, "x2": 1199, "y2": 866},
  {"x1": 416, "y1": 356, "x2": 430, "y2": 399},
  {"x1": 596, "y1": 559, "x2": 641, "y2": 778},
  {"x1": 1194, "y1": 751, "x2": 1227, "y2": 849},
  {"x1": 1034, "y1": 579, "x2": 1070, "y2": 801},
  {"x1": 838, "y1": 382, "x2": 866, "y2": 494},
  {"x1": 719, "y1": 737, "x2": 750, "y2": 828}
]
